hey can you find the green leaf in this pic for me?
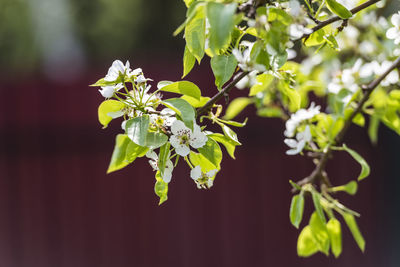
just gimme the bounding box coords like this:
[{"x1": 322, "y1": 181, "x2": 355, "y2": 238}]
[
  {"x1": 185, "y1": 5, "x2": 206, "y2": 63},
  {"x1": 126, "y1": 115, "x2": 150, "y2": 146},
  {"x1": 158, "y1": 81, "x2": 201, "y2": 100},
  {"x1": 267, "y1": 7, "x2": 292, "y2": 25},
  {"x1": 249, "y1": 73, "x2": 274, "y2": 96},
  {"x1": 183, "y1": 0, "x2": 195, "y2": 8},
  {"x1": 343, "y1": 144, "x2": 370, "y2": 181},
  {"x1": 327, "y1": 218, "x2": 342, "y2": 258},
  {"x1": 208, "y1": 133, "x2": 238, "y2": 159},
  {"x1": 331, "y1": 180, "x2": 358, "y2": 195},
  {"x1": 162, "y1": 98, "x2": 196, "y2": 130},
  {"x1": 90, "y1": 78, "x2": 116, "y2": 87},
  {"x1": 154, "y1": 172, "x2": 168, "y2": 205},
  {"x1": 181, "y1": 95, "x2": 211, "y2": 108},
  {"x1": 189, "y1": 151, "x2": 218, "y2": 172},
  {"x1": 278, "y1": 81, "x2": 301, "y2": 112},
  {"x1": 183, "y1": 46, "x2": 196, "y2": 78},
  {"x1": 257, "y1": 107, "x2": 283, "y2": 118},
  {"x1": 309, "y1": 212, "x2": 330, "y2": 255},
  {"x1": 125, "y1": 141, "x2": 148, "y2": 163},
  {"x1": 125, "y1": 115, "x2": 168, "y2": 149},
  {"x1": 290, "y1": 194, "x2": 305, "y2": 229},
  {"x1": 342, "y1": 213, "x2": 365, "y2": 252},
  {"x1": 197, "y1": 137, "x2": 223, "y2": 169},
  {"x1": 297, "y1": 226, "x2": 319, "y2": 257},
  {"x1": 107, "y1": 134, "x2": 132, "y2": 173},
  {"x1": 368, "y1": 115, "x2": 380, "y2": 144},
  {"x1": 311, "y1": 191, "x2": 326, "y2": 223},
  {"x1": 144, "y1": 132, "x2": 169, "y2": 149},
  {"x1": 98, "y1": 100, "x2": 125, "y2": 128},
  {"x1": 217, "y1": 122, "x2": 241, "y2": 145},
  {"x1": 223, "y1": 97, "x2": 253, "y2": 120},
  {"x1": 211, "y1": 54, "x2": 237, "y2": 90},
  {"x1": 206, "y1": 2, "x2": 237, "y2": 54},
  {"x1": 304, "y1": 29, "x2": 326, "y2": 47},
  {"x1": 326, "y1": 0, "x2": 353, "y2": 19},
  {"x1": 216, "y1": 118, "x2": 247, "y2": 127},
  {"x1": 158, "y1": 142, "x2": 171, "y2": 180}
]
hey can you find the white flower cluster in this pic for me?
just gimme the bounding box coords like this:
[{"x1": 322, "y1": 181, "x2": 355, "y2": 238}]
[
  {"x1": 387, "y1": 12, "x2": 400, "y2": 44},
  {"x1": 284, "y1": 102, "x2": 320, "y2": 138},
  {"x1": 328, "y1": 59, "x2": 399, "y2": 103},
  {"x1": 232, "y1": 41, "x2": 266, "y2": 72},
  {"x1": 190, "y1": 165, "x2": 218, "y2": 189}
]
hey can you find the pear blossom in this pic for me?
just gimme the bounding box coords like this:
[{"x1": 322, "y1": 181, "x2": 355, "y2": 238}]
[
  {"x1": 146, "y1": 150, "x2": 174, "y2": 183},
  {"x1": 284, "y1": 102, "x2": 320, "y2": 137},
  {"x1": 235, "y1": 71, "x2": 258, "y2": 89},
  {"x1": 232, "y1": 41, "x2": 266, "y2": 72},
  {"x1": 104, "y1": 60, "x2": 131, "y2": 82},
  {"x1": 289, "y1": 24, "x2": 312, "y2": 39},
  {"x1": 169, "y1": 120, "x2": 207, "y2": 156},
  {"x1": 284, "y1": 125, "x2": 312, "y2": 155},
  {"x1": 150, "y1": 108, "x2": 176, "y2": 128},
  {"x1": 190, "y1": 165, "x2": 218, "y2": 189},
  {"x1": 328, "y1": 59, "x2": 363, "y2": 95},
  {"x1": 98, "y1": 83, "x2": 123, "y2": 98},
  {"x1": 387, "y1": 12, "x2": 400, "y2": 44}
]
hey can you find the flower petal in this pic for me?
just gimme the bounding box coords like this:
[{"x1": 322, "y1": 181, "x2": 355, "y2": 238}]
[{"x1": 190, "y1": 166, "x2": 202, "y2": 180}]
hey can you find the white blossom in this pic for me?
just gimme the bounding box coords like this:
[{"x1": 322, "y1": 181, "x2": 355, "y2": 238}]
[
  {"x1": 289, "y1": 24, "x2": 312, "y2": 39},
  {"x1": 190, "y1": 165, "x2": 218, "y2": 189},
  {"x1": 146, "y1": 150, "x2": 174, "y2": 183},
  {"x1": 235, "y1": 71, "x2": 258, "y2": 89},
  {"x1": 289, "y1": 0, "x2": 302, "y2": 17},
  {"x1": 98, "y1": 83, "x2": 123, "y2": 98},
  {"x1": 104, "y1": 60, "x2": 131, "y2": 82},
  {"x1": 284, "y1": 102, "x2": 320, "y2": 137},
  {"x1": 284, "y1": 125, "x2": 312, "y2": 155},
  {"x1": 232, "y1": 41, "x2": 266, "y2": 72},
  {"x1": 387, "y1": 12, "x2": 400, "y2": 44},
  {"x1": 150, "y1": 108, "x2": 176, "y2": 128},
  {"x1": 169, "y1": 120, "x2": 207, "y2": 156}
]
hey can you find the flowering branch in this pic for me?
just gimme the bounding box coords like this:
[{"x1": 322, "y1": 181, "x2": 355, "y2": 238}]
[
  {"x1": 296, "y1": 0, "x2": 381, "y2": 41},
  {"x1": 295, "y1": 55, "x2": 400, "y2": 188},
  {"x1": 196, "y1": 71, "x2": 249, "y2": 117}
]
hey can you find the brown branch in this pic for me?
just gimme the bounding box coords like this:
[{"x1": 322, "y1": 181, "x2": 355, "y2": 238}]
[
  {"x1": 295, "y1": 56, "x2": 400, "y2": 189},
  {"x1": 295, "y1": 0, "x2": 381, "y2": 42},
  {"x1": 196, "y1": 71, "x2": 249, "y2": 117}
]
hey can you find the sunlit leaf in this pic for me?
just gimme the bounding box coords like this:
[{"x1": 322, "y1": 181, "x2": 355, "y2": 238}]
[{"x1": 343, "y1": 144, "x2": 370, "y2": 181}]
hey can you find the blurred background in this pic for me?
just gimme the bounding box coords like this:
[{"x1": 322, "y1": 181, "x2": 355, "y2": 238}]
[{"x1": 0, "y1": 0, "x2": 399, "y2": 266}]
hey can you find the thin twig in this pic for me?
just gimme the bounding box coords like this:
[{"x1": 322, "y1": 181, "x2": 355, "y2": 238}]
[
  {"x1": 295, "y1": 56, "x2": 400, "y2": 189},
  {"x1": 295, "y1": 0, "x2": 381, "y2": 42},
  {"x1": 196, "y1": 71, "x2": 249, "y2": 117}
]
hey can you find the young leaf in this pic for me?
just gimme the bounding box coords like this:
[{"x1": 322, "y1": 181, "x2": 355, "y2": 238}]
[
  {"x1": 197, "y1": 137, "x2": 223, "y2": 169},
  {"x1": 342, "y1": 213, "x2": 366, "y2": 252},
  {"x1": 217, "y1": 122, "x2": 241, "y2": 145},
  {"x1": 181, "y1": 95, "x2": 211, "y2": 108},
  {"x1": 304, "y1": 29, "x2": 325, "y2": 47},
  {"x1": 326, "y1": 0, "x2": 353, "y2": 19},
  {"x1": 249, "y1": 73, "x2": 274, "y2": 96},
  {"x1": 154, "y1": 172, "x2": 168, "y2": 205},
  {"x1": 278, "y1": 80, "x2": 301, "y2": 112},
  {"x1": 158, "y1": 81, "x2": 201, "y2": 100},
  {"x1": 368, "y1": 115, "x2": 380, "y2": 144},
  {"x1": 211, "y1": 54, "x2": 237, "y2": 90},
  {"x1": 158, "y1": 142, "x2": 171, "y2": 179},
  {"x1": 183, "y1": 46, "x2": 196, "y2": 78},
  {"x1": 309, "y1": 212, "x2": 330, "y2": 255},
  {"x1": 343, "y1": 144, "x2": 370, "y2": 181},
  {"x1": 206, "y1": 2, "x2": 237, "y2": 54},
  {"x1": 145, "y1": 132, "x2": 169, "y2": 149},
  {"x1": 207, "y1": 133, "x2": 238, "y2": 159},
  {"x1": 189, "y1": 151, "x2": 218, "y2": 172},
  {"x1": 125, "y1": 141, "x2": 148, "y2": 163},
  {"x1": 290, "y1": 194, "x2": 305, "y2": 229},
  {"x1": 162, "y1": 98, "x2": 196, "y2": 130},
  {"x1": 98, "y1": 100, "x2": 125, "y2": 128},
  {"x1": 185, "y1": 5, "x2": 206, "y2": 63},
  {"x1": 327, "y1": 218, "x2": 342, "y2": 258},
  {"x1": 125, "y1": 115, "x2": 150, "y2": 146},
  {"x1": 297, "y1": 226, "x2": 319, "y2": 257},
  {"x1": 330, "y1": 180, "x2": 358, "y2": 195},
  {"x1": 311, "y1": 190, "x2": 326, "y2": 223},
  {"x1": 107, "y1": 134, "x2": 132, "y2": 173},
  {"x1": 216, "y1": 118, "x2": 248, "y2": 128},
  {"x1": 223, "y1": 97, "x2": 253, "y2": 120}
]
